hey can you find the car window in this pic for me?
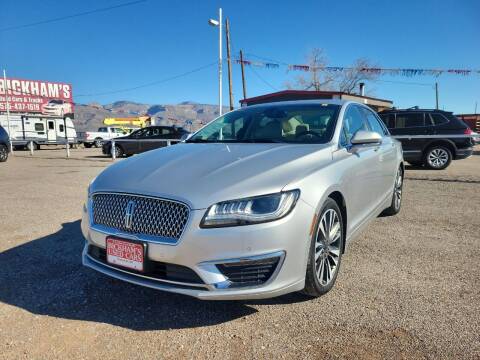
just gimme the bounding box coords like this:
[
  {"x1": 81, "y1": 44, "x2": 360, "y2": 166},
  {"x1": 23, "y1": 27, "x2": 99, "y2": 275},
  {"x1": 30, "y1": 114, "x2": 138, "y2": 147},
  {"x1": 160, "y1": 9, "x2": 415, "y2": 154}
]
[
  {"x1": 59, "y1": 124, "x2": 64, "y2": 132},
  {"x1": 188, "y1": 104, "x2": 340, "y2": 144},
  {"x1": 379, "y1": 113, "x2": 395, "y2": 128},
  {"x1": 361, "y1": 107, "x2": 388, "y2": 136},
  {"x1": 395, "y1": 113, "x2": 425, "y2": 128},
  {"x1": 161, "y1": 127, "x2": 174, "y2": 135},
  {"x1": 342, "y1": 105, "x2": 369, "y2": 144},
  {"x1": 431, "y1": 113, "x2": 449, "y2": 125},
  {"x1": 98, "y1": 127, "x2": 107, "y2": 132}
]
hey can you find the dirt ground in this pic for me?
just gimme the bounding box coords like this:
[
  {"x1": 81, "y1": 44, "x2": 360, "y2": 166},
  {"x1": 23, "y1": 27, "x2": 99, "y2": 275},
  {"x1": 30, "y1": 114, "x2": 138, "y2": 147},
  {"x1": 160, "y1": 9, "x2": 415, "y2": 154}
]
[{"x1": 0, "y1": 146, "x2": 479, "y2": 359}]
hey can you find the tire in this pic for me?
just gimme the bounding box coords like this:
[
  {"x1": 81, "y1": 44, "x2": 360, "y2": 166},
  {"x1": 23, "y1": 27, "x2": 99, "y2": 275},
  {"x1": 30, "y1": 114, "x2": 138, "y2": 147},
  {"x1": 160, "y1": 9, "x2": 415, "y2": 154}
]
[
  {"x1": 114, "y1": 145, "x2": 124, "y2": 158},
  {"x1": 424, "y1": 145, "x2": 452, "y2": 170},
  {"x1": 381, "y1": 166, "x2": 403, "y2": 217},
  {"x1": 303, "y1": 198, "x2": 344, "y2": 297},
  {"x1": 83, "y1": 143, "x2": 92, "y2": 148},
  {"x1": 25, "y1": 142, "x2": 39, "y2": 151},
  {"x1": 408, "y1": 160, "x2": 424, "y2": 167},
  {"x1": 0, "y1": 144, "x2": 8, "y2": 162},
  {"x1": 94, "y1": 138, "x2": 103, "y2": 148}
]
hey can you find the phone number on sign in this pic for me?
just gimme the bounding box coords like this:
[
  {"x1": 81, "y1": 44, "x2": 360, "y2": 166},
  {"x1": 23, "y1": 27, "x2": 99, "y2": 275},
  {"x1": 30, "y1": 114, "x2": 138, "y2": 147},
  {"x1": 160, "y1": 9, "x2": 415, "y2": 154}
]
[{"x1": 0, "y1": 103, "x2": 41, "y2": 112}]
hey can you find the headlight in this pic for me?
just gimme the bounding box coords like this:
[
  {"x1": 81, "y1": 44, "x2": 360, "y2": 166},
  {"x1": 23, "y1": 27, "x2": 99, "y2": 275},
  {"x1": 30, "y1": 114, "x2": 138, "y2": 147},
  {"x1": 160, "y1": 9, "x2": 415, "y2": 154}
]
[{"x1": 201, "y1": 190, "x2": 300, "y2": 228}]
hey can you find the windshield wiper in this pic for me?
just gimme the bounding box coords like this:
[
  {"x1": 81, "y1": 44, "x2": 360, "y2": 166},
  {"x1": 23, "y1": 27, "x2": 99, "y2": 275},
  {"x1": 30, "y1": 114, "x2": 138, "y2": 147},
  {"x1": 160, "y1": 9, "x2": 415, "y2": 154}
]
[
  {"x1": 243, "y1": 138, "x2": 285, "y2": 143},
  {"x1": 185, "y1": 138, "x2": 214, "y2": 143}
]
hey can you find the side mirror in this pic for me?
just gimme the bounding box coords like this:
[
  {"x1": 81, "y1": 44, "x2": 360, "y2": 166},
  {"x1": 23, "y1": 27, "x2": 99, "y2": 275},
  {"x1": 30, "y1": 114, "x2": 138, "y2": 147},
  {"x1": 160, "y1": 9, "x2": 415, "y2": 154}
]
[{"x1": 351, "y1": 130, "x2": 382, "y2": 145}]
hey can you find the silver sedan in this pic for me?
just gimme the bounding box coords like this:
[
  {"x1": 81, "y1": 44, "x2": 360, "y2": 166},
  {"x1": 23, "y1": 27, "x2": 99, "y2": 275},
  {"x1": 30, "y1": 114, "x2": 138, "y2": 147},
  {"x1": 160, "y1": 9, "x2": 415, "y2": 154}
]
[{"x1": 81, "y1": 100, "x2": 404, "y2": 300}]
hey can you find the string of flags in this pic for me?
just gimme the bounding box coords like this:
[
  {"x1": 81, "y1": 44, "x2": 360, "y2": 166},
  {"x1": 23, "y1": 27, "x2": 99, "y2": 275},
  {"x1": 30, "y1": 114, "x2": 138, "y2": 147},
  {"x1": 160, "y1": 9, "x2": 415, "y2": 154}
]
[{"x1": 234, "y1": 59, "x2": 480, "y2": 77}]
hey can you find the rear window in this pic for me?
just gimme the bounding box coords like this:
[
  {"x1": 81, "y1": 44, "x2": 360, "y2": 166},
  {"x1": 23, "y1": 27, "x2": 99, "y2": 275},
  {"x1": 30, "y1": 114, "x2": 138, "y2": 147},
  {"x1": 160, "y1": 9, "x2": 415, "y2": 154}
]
[
  {"x1": 430, "y1": 113, "x2": 449, "y2": 126},
  {"x1": 395, "y1": 113, "x2": 425, "y2": 128}
]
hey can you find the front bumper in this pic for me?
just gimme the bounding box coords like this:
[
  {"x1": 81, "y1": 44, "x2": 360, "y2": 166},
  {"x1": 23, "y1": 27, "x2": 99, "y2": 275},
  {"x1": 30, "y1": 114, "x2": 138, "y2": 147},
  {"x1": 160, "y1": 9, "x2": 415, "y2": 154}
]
[{"x1": 81, "y1": 198, "x2": 314, "y2": 300}]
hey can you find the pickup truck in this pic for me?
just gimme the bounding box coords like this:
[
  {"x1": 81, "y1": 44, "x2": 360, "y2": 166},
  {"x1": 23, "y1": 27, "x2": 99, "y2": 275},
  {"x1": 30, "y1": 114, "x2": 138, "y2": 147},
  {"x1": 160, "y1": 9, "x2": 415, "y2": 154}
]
[{"x1": 78, "y1": 127, "x2": 129, "y2": 148}]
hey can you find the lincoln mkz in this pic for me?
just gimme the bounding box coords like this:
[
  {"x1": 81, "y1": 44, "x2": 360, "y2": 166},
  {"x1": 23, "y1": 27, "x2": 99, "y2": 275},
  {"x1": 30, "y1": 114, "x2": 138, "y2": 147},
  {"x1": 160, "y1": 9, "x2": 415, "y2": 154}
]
[{"x1": 81, "y1": 100, "x2": 404, "y2": 300}]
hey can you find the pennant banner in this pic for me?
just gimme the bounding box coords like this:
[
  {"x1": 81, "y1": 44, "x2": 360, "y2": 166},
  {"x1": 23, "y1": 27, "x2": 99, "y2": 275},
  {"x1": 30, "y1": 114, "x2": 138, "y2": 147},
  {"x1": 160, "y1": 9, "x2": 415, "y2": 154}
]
[{"x1": 235, "y1": 59, "x2": 480, "y2": 77}]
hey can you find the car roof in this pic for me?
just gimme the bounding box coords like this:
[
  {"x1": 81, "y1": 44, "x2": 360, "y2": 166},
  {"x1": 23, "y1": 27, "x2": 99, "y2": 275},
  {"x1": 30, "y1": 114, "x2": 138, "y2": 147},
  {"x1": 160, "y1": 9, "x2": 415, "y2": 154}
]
[{"x1": 380, "y1": 108, "x2": 453, "y2": 114}]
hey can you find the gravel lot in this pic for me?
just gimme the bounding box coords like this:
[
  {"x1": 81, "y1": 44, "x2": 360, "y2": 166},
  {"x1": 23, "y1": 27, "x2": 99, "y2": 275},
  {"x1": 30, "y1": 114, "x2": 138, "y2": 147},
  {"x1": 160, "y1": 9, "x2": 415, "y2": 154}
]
[{"x1": 0, "y1": 147, "x2": 479, "y2": 359}]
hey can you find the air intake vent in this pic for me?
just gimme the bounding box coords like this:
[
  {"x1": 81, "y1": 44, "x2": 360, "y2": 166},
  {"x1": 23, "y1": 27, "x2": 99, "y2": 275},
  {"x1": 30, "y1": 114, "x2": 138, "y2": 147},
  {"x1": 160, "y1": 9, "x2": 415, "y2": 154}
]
[{"x1": 216, "y1": 256, "x2": 281, "y2": 287}]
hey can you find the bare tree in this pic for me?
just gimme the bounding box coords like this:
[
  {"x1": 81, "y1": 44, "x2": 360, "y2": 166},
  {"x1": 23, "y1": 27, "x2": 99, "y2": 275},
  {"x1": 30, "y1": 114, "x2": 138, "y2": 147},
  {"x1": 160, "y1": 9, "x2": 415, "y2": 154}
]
[
  {"x1": 336, "y1": 58, "x2": 379, "y2": 94},
  {"x1": 285, "y1": 48, "x2": 335, "y2": 91},
  {"x1": 286, "y1": 49, "x2": 379, "y2": 94}
]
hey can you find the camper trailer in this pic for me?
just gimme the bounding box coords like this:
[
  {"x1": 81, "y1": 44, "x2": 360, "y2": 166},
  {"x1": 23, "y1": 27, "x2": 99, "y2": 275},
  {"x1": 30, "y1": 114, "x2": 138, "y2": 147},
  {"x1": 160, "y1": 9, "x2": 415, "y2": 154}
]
[{"x1": 0, "y1": 114, "x2": 77, "y2": 149}]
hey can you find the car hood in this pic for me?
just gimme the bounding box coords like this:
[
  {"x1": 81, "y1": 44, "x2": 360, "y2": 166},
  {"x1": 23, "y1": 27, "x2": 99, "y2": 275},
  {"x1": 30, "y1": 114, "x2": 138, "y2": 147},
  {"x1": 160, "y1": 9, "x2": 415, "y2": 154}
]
[{"x1": 91, "y1": 143, "x2": 333, "y2": 209}]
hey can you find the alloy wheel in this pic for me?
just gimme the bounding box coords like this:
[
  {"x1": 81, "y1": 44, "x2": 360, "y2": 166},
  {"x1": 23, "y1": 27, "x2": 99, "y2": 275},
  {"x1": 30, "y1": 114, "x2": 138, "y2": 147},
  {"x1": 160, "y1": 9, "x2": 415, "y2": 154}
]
[
  {"x1": 427, "y1": 148, "x2": 449, "y2": 168},
  {"x1": 394, "y1": 168, "x2": 403, "y2": 210},
  {"x1": 0, "y1": 146, "x2": 7, "y2": 162},
  {"x1": 315, "y1": 208, "x2": 341, "y2": 286}
]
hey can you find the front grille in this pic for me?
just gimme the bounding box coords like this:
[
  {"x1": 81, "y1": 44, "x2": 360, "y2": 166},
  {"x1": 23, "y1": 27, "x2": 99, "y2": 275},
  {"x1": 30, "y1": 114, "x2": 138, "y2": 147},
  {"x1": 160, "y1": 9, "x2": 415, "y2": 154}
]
[
  {"x1": 92, "y1": 193, "x2": 189, "y2": 240},
  {"x1": 88, "y1": 245, "x2": 204, "y2": 285},
  {"x1": 216, "y1": 256, "x2": 281, "y2": 288}
]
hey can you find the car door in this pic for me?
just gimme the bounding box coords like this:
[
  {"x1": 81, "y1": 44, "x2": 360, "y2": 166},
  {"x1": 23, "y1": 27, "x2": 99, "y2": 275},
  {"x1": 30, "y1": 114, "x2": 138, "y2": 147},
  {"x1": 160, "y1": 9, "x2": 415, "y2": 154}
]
[
  {"x1": 138, "y1": 127, "x2": 159, "y2": 153},
  {"x1": 390, "y1": 112, "x2": 428, "y2": 159},
  {"x1": 361, "y1": 107, "x2": 397, "y2": 201},
  {"x1": 333, "y1": 104, "x2": 383, "y2": 233}
]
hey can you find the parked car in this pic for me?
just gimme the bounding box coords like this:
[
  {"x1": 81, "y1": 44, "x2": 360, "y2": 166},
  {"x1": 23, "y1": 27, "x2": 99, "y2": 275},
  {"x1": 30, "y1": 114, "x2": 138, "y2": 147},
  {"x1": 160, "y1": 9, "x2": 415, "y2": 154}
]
[
  {"x1": 379, "y1": 108, "x2": 475, "y2": 169},
  {"x1": 78, "y1": 126, "x2": 127, "y2": 148},
  {"x1": 0, "y1": 125, "x2": 11, "y2": 162},
  {"x1": 82, "y1": 100, "x2": 404, "y2": 300},
  {"x1": 41, "y1": 99, "x2": 73, "y2": 116},
  {"x1": 102, "y1": 125, "x2": 189, "y2": 157}
]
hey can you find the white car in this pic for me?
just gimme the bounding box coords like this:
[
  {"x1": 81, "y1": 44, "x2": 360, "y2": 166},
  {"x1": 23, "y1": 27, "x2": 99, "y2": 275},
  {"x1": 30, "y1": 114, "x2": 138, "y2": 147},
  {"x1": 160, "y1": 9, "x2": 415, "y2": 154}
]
[
  {"x1": 42, "y1": 99, "x2": 73, "y2": 116},
  {"x1": 81, "y1": 100, "x2": 404, "y2": 300}
]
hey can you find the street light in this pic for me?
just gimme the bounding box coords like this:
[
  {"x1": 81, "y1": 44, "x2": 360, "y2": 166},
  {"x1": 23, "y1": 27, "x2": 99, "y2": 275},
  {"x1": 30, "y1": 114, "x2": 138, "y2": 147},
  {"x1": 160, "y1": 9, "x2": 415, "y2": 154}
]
[{"x1": 208, "y1": 8, "x2": 222, "y2": 116}]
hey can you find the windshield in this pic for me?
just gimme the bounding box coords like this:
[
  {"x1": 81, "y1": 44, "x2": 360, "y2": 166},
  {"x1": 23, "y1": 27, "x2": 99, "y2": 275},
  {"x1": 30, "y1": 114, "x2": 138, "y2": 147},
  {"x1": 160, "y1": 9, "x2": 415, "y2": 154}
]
[{"x1": 187, "y1": 103, "x2": 340, "y2": 144}]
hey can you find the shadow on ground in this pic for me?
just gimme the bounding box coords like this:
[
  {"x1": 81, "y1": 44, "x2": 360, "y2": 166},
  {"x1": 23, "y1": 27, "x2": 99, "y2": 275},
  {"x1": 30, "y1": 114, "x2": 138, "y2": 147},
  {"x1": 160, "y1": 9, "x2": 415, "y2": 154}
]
[{"x1": 0, "y1": 221, "x2": 308, "y2": 331}]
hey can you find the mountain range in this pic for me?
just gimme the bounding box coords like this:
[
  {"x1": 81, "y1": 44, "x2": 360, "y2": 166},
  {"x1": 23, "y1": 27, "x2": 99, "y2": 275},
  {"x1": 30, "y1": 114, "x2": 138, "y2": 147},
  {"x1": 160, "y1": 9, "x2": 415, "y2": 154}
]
[{"x1": 74, "y1": 101, "x2": 230, "y2": 132}]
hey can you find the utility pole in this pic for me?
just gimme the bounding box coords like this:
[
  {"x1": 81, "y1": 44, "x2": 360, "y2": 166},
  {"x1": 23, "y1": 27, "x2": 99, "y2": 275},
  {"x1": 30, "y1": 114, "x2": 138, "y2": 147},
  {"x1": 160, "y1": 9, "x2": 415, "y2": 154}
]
[
  {"x1": 239, "y1": 50, "x2": 247, "y2": 100},
  {"x1": 218, "y1": 8, "x2": 223, "y2": 116},
  {"x1": 225, "y1": 18, "x2": 234, "y2": 111},
  {"x1": 435, "y1": 82, "x2": 439, "y2": 110},
  {"x1": 2, "y1": 69, "x2": 13, "y2": 155}
]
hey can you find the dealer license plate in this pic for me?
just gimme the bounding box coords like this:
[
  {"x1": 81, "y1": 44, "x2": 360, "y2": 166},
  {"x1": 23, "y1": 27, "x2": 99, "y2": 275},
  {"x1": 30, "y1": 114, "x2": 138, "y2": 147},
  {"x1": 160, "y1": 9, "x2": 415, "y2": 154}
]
[{"x1": 106, "y1": 237, "x2": 145, "y2": 272}]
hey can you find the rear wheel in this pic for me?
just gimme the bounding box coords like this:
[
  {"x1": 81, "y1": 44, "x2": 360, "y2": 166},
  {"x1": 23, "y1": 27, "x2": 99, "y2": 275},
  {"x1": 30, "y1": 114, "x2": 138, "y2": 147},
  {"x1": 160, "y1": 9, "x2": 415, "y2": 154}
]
[
  {"x1": 303, "y1": 198, "x2": 344, "y2": 297},
  {"x1": 0, "y1": 144, "x2": 8, "y2": 162},
  {"x1": 381, "y1": 166, "x2": 403, "y2": 216},
  {"x1": 425, "y1": 146, "x2": 451, "y2": 170},
  {"x1": 114, "y1": 145, "x2": 124, "y2": 158}
]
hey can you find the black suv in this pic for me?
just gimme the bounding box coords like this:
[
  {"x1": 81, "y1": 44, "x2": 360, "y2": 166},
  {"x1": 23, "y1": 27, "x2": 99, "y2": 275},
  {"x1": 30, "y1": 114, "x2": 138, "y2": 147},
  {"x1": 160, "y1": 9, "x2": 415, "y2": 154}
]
[
  {"x1": 379, "y1": 108, "x2": 474, "y2": 169},
  {"x1": 102, "y1": 125, "x2": 189, "y2": 157},
  {"x1": 0, "y1": 125, "x2": 11, "y2": 162}
]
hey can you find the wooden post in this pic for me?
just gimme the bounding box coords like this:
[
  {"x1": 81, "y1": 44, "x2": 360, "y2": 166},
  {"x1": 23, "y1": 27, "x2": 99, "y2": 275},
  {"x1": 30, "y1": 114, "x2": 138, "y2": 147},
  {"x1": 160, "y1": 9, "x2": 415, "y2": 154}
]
[
  {"x1": 240, "y1": 50, "x2": 247, "y2": 100},
  {"x1": 225, "y1": 18, "x2": 234, "y2": 111}
]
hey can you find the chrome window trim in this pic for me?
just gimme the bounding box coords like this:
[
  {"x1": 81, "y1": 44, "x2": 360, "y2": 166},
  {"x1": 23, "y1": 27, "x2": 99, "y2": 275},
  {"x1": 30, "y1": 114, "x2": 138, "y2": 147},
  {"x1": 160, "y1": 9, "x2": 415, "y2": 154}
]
[{"x1": 89, "y1": 191, "x2": 191, "y2": 245}]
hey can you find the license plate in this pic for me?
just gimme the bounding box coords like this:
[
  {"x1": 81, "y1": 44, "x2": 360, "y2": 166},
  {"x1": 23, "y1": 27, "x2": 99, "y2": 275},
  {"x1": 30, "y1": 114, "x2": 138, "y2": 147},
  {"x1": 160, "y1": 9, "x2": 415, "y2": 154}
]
[{"x1": 106, "y1": 237, "x2": 145, "y2": 272}]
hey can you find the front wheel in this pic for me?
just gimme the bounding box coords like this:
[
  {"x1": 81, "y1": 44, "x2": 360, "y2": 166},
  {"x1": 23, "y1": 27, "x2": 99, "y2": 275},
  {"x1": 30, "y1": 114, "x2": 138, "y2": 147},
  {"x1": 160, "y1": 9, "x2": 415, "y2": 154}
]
[
  {"x1": 303, "y1": 198, "x2": 344, "y2": 297},
  {"x1": 94, "y1": 138, "x2": 103, "y2": 148},
  {"x1": 425, "y1": 146, "x2": 451, "y2": 170},
  {"x1": 0, "y1": 144, "x2": 8, "y2": 162},
  {"x1": 113, "y1": 145, "x2": 124, "y2": 158}
]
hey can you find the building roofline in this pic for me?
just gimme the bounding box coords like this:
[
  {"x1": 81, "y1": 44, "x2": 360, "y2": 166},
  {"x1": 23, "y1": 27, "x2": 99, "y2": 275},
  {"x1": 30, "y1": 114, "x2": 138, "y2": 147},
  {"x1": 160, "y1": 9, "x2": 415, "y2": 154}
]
[{"x1": 239, "y1": 89, "x2": 393, "y2": 105}]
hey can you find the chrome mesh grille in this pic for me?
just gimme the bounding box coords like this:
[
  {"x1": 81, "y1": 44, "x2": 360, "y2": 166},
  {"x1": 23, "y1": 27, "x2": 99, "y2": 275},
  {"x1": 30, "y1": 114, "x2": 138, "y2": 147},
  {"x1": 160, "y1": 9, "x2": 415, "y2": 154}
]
[{"x1": 92, "y1": 193, "x2": 189, "y2": 240}]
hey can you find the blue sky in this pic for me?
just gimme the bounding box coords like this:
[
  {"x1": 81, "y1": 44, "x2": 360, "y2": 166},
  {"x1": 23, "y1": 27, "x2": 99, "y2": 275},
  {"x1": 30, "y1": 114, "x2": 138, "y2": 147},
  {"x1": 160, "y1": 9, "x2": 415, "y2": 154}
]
[{"x1": 1, "y1": 0, "x2": 479, "y2": 113}]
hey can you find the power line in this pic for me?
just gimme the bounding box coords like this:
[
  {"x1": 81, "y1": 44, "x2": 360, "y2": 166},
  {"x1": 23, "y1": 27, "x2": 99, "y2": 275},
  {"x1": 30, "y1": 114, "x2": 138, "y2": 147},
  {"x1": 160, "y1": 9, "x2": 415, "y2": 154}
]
[
  {"x1": 76, "y1": 62, "x2": 217, "y2": 97},
  {"x1": 0, "y1": 0, "x2": 147, "y2": 32},
  {"x1": 249, "y1": 66, "x2": 277, "y2": 91},
  {"x1": 375, "y1": 79, "x2": 434, "y2": 87}
]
